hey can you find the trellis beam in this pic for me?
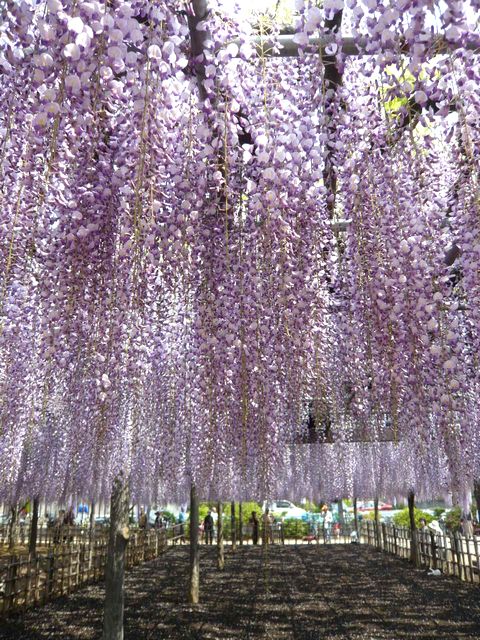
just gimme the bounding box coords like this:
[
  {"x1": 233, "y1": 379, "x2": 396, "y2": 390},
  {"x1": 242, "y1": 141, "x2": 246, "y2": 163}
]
[{"x1": 234, "y1": 34, "x2": 479, "y2": 58}]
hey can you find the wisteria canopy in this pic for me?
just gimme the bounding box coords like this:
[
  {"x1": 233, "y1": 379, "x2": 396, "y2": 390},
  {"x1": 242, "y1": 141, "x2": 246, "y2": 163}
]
[{"x1": 1, "y1": 0, "x2": 479, "y2": 509}]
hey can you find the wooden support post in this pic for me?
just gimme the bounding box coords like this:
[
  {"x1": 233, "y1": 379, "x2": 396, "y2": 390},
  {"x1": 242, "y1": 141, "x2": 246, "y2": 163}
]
[
  {"x1": 238, "y1": 502, "x2": 243, "y2": 546},
  {"x1": 29, "y1": 496, "x2": 40, "y2": 557},
  {"x1": 453, "y1": 533, "x2": 462, "y2": 579},
  {"x1": 45, "y1": 551, "x2": 55, "y2": 602},
  {"x1": 8, "y1": 505, "x2": 20, "y2": 551},
  {"x1": 88, "y1": 501, "x2": 95, "y2": 570},
  {"x1": 408, "y1": 490, "x2": 419, "y2": 567},
  {"x1": 374, "y1": 497, "x2": 380, "y2": 549},
  {"x1": 5, "y1": 556, "x2": 18, "y2": 611},
  {"x1": 24, "y1": 555, "x2": 32, "y2": 612},
  {"x1": 230, "y1": 501, "x2": 236, "y2": 552},
  {"x1": 381, "y1": 522, "x2": 387, "y2": 551},
  {"x1": 189, "y1": 483, "x2": 199, "y2": 604},
  {"x1": 89, "y1": 501, "x2": 96, "y2": 541},
  {"x1": 103, "y1": 476, "x2": 130, "y2": 640},
  {"x1": 466, "y1": 530, "x2": 474, "y2": 582},
  {"x1": 217, "y1": 502, "x2": 224, "y2": 569},
  {"x1": 429, "y1": 530, "x2": 437, "y2": 570},
  {"x1": 34, "y1": 554, "x2": 40, "y2": 604}
]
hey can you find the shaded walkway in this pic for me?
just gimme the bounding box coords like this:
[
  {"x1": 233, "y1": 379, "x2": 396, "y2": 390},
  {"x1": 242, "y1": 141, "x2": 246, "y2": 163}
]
[{"x1": 0, "y1": 545, "x2": 479, "y2": 639}]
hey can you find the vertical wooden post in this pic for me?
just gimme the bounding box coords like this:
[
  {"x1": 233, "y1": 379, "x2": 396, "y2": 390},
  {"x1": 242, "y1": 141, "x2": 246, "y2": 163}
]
[
  {"x1": 381, "y1": 522, "x2": 387, "y2": 551},
  {"x1": 429, "y1": 530, "x2": 437, "y2": 570},
  {"x1": 103, "y1": 476, "x2": 130, "y2": 640},
  {"x1": 45, "y1": 551, "x2": 55, "y2": 602},
  {"x1": 217, "y1": 502, "x2": 224, "y2": 569},
  {"x1": 230, "y1": 501, "x2": 236, "y2": 552},
  {"x1": 408, "y1": 490, "x2": 419, "y2": 567},
  {"x1": 189, "y1": 483, "x2": 199, "y2": 604},
  {"x1": 89, "y1": 502, "x2": 96, "y2": 540},
  {"x1": 34, "y1": 554, "x2": 40, "y2": 604},
  {"x1": 374, "y1": 497, "x2": 380, "y2": 549},
  {"x1": 8, "y1": 505, "x2": 20, "y2": 551},
  {"x1": 5, "y1": 556, "x2": 18, "y2": 612},
  {"x1": 238, "y1": 502, "x2": 243, "y2": 546},
  {"x1": 24, "y1": 555, "x2": 31, "y2": 611},
  {"x1": 29, "y1": 496, "x2": 40, "y2": 557},
  {"x1": 88, "y1": 501, "x2": 95, "y2": 570},
  {"x1": 466, "y1": 530, "x2": 474, "y2": 582}
]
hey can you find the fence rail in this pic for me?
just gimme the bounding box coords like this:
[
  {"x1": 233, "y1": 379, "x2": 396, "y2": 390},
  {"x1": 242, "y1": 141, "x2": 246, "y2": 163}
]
[
  {"x1": 0, "y1": 523, "x2": 109, "y2": 548},
  {"x1": 2, "y1": 519, "x2": 478, "y2": 617},
  {"x1": 361, "y1": 521, "x2": 480, "y2": 584},
  {"x1": 0, "y1": 525, "x2": 184, "y2": 617}
]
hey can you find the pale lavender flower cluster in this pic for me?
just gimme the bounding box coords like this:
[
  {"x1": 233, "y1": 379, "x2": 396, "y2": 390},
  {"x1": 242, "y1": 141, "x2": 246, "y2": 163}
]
[{"x1": 0, "y1": 1, "x2": 479, "y2": 507}]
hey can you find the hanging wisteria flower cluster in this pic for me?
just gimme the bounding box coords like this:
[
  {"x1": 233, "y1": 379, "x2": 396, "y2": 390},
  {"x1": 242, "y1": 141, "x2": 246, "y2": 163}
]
[{"x1": 0, "y1": 0, "x2": 479, "y2": 509}]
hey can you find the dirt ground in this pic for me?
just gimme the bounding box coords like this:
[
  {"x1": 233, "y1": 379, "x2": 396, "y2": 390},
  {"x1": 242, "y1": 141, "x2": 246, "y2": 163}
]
[{"x1": 0, "y1": 544, "x2": 479, "y2": 639}]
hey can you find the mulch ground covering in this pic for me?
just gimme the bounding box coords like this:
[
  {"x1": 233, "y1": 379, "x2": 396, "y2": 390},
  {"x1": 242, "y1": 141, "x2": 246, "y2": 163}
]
[{"x1": 0, "y1": 544, "x2": 479, "y2": 639}]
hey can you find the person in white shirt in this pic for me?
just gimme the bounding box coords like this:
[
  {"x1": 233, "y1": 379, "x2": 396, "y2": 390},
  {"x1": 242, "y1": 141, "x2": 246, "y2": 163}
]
[{"x1": 322, "y1": 506, "x2": 333, "y2": 543}]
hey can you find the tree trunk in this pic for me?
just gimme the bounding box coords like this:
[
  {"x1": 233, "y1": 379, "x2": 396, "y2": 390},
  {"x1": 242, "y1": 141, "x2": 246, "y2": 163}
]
[
  {"x1": 337, "y1": 498, "x2": 345, "y2": 525},
  {"x1": 408, "y1": 490, "x2": 419, "y2": 566},
  {"x1": 89, "y1": 501, "x2": 96, "y2": 542},
  {"x1": 353, "y1": 497, "x2": 359, "y2": 535},
  {"x1": 230, "y1": 501, "x2": 236, "y2": 552},
  {"x1": 29, "y1": 496, "x2": 40, "y2": 556},
  {"x1": 8, "y1": 505, "x2": 20, "y2": 551},
  {"x1": 103, "y1": 476, "x2": 130, "y2": 640},
  {"x1": 88, "y1": 501, "x2": 96, "y2": 569},
  {"x1": 374, "y1": 497, "x2": 380, "y2": 549},
  {"x1": 189, "y1": 483, "x2": 199, "y2": 604},
  {"x1": 217, "y1": 501, "x2": 224, "y2": 569},
  {"x1": 238, "y1": 502, "x2": 243, "y2": 545},
  {"x1": 188, "y1": 1, "x2": 210, "y2": 101},
  {"x1": 474, "y1": 481, "x2": 480, "y2": 519}
]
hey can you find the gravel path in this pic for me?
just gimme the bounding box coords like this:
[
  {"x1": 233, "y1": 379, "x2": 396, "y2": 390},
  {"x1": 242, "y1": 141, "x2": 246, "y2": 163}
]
[{"x1": 0, "y1": 544, "x2": 479, "y2": 639}]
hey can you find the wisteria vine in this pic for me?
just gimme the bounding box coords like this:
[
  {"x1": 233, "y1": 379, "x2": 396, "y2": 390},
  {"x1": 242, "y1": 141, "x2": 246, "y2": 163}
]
[{"x1": 0, "y1": 0, "x2": 479, "y2": 510}]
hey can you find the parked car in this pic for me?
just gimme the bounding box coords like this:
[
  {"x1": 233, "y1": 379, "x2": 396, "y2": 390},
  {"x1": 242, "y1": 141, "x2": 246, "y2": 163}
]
[
  {"x1": 358, "y1": 501, "x2": 393, "y2": 512},
  {"x1": 263, "y1": 500, "x2": 307, "y2": 520}
]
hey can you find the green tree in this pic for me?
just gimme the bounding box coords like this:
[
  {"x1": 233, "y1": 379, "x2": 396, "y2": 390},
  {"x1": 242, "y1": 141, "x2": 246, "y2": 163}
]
[
  {"x1": 303, "y1": 500, "x2": 322, "y2": 513},
  {"x1": 197, "y1": 501, "x2": 263, "y2": 538},
  {"x1": 282, "y1": 518, "x2": 310, "y2": 539},
  {"x1": 445, "y1": 507, "x2": 462, "y2": 533},
  {"x1": 392, "y1": 508, "x2": 433, "y2": 528}
]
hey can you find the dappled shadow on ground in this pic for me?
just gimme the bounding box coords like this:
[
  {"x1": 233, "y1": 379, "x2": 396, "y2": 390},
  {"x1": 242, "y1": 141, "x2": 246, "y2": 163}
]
[{"x1": 0, "y1": 544, "x2": 479, "y2": 639}]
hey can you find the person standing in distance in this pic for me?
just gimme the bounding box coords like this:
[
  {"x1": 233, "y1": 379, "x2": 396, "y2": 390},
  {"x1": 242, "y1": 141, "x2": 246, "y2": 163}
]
[
  {"x1": 203, "y1": 511, "x2": 214, "y2": 545},
  {"x1": 250, "y1": 511, "x2": 259, "y2": 545}
]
